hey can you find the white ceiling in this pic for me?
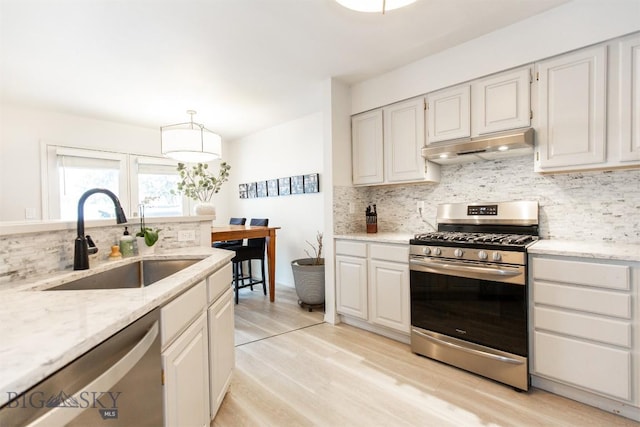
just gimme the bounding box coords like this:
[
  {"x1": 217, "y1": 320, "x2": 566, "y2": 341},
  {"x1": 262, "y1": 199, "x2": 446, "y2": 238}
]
[{"x1": 0, "y1": 0, "x2": 569, "y2": 141}]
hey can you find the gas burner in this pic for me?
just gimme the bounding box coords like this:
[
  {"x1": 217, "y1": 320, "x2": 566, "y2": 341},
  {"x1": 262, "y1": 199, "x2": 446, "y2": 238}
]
[{"x1": 413, "y1": 232, "x2": 538, "y2": 247}]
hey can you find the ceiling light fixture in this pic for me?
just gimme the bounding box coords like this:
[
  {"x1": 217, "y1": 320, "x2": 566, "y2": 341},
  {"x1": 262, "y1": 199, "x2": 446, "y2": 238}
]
[
  {"x1": 161, "y1": 110, "x2": 222, "y2": 163},
  {"x1": 335, "y1": 0, "x2": 417, "y2": 13}
]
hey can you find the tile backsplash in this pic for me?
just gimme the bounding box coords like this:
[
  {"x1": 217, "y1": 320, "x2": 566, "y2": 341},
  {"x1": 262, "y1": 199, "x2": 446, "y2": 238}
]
[
  {"x1": 334, "y1": 155, "x2": 640, "y2": 244},
  {"x1": 0, "y1": 219, "x2": 207, "y2": 285}
]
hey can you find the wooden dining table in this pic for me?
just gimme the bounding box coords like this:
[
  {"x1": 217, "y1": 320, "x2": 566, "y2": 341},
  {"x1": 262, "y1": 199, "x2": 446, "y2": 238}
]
[{"x1": 210, "y1": 225, "x2": 281, "y2": 302}]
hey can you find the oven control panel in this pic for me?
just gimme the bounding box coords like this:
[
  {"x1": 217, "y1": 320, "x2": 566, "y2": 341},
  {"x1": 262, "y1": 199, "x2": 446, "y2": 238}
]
[
  {"x1": 467, "y1": 204, "x2": 498, "y2": 216},
  {"x1": 410, "y1": 245, "x2": 525, "y2": 266}
]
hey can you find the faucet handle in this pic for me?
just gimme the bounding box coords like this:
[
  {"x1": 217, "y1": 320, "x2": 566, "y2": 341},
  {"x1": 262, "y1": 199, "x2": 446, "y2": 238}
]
[{"x1": 86, "y1": 235, "x2": 98, "y2": 255}]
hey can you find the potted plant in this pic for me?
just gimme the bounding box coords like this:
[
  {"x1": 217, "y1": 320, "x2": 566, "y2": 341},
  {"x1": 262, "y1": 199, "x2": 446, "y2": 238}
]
[
  {"x1": 136, "y1": 204, "x2": 160, "y2": 254},
  {"x1": 173, "y1": 161, "x2": 231, "y2": 215},
  {"x1": 291, "y1": 231, "x2": 325, "y2": 311}
]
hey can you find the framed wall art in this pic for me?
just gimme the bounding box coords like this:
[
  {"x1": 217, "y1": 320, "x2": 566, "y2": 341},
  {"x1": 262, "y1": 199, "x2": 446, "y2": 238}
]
[
  {"x1": 291, "y1": 175, "x2": 304, "y2": 194},
  {"x1": 238, "y1": 173, "x2": 320, "y2": 200},
  {"x1": 303, "y1": 173, "x2": 319, "y2": 193},
  {"x1": 238, "y1": 183, "x2": 248, "y2": 199},
  {"x1": 267, "y1": 179, "x2": 279, "y2": 197},
  {"x1": 247, "y1": 182, "x2": 257, "y2": 198},
  {"x1": 256, "y1": 181, "x2": 268, "y2": 198},
  {"x1": 278, "y1": 177, "x2": 291, "y2": 196}
]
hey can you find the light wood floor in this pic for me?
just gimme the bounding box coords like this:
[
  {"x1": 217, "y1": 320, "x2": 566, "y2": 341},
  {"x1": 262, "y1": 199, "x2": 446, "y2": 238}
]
[{"x1": 213, "y1": 286, "x2": 637, "y2": 426}]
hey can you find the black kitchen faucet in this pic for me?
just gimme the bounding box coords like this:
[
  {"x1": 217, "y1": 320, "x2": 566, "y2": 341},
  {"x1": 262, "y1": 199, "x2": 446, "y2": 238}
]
[{"x1": 74, "y1": 188, "x2": 128, "y2": 270}]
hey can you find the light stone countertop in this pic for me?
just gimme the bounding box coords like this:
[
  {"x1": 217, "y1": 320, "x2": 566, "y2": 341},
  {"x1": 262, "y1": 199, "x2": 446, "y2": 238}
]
[
  {"x1": 334, "y1": 233, "x2": 640, "y2": 262},
  {"x1": 0, "y1": 247, "x2": 234, "y2": 407},
  {"x1": 334, "y1": 232, "x2": 414, "y2": 245},
  {"x1": 528, "y1": 240, "x2": 640, "y2": 262}
]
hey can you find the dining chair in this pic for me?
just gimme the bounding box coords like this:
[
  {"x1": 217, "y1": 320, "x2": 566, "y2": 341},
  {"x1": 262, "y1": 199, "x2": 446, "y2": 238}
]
[
  {"x1": 212, "y1": 217, "x2": 246, "y2": 249},
  {"x1": 231, "y1": 218, "x2": 269, "y2": 304}
]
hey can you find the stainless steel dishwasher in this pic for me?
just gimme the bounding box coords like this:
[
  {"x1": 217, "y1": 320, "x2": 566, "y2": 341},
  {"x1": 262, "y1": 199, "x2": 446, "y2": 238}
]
[{"x1": 0, "y1": 308, "x2": 162, "y2": 426}]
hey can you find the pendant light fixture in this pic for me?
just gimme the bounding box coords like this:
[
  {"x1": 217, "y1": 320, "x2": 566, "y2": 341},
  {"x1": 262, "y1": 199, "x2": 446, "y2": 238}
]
[
  {"x1": 161, "y1": 110, "x2": 222, "y2": 163},
  {"x1": 335, "y1": 0, "x2": 416, "y2": 13}
]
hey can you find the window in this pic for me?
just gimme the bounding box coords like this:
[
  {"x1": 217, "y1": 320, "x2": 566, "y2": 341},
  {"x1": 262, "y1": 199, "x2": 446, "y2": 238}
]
[
  {"x1": 44, "y1": 145, "x2": 186, "y2": 220},
  {"x1": 132, "y1": 156, "x2": 185, "y2": 217}
]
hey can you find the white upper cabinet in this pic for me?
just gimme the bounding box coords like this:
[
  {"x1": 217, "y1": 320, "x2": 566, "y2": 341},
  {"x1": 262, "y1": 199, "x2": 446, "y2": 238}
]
[
  {"x1": 618, "y1": 33, "x2": 640, "y2": 162},
  {"x1": 535, "y1": 45, "x2": 608, "y2": 170},
  {"x1": 383, "y1": 97, "x2": 428, "y2": 183},
  {"x1": 352, "y1": 97, "x2": 440, "y2": 186},
  {"x1": 427, "y1": 66, "x2": 531, "y2": 145},
  {"x1": 352, "y1": 109, "x2": 384, "y2": 185},
  {"x1": 426, "y1": 85, "x2": 471, "y2": 143},
  {"x1": 471, "y1": 67, "x2": 531, "y2": 135}
]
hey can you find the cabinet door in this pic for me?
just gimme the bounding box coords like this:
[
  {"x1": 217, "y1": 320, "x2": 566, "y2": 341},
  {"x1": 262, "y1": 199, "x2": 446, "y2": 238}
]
[
  {"x1": 369, "y1": 259, "x2": 409, "y2": 333},
  {"x1": 619, "y1": 34, "x2": 640, "y2": 162},
  {"x1": 383, "y1": 97, "x2": 426, "y2": 182},
  {"x1": 208, "y1": 288, "x2": 235, "y2": 418},
  {"x1": 336, "y1": 255, "x2": 368, "y2": 319},
  {"x1": 472, "y1": 67, "x2": 531, "y2": 135},
  {"x1": 427, "y1": 84, "x2": 470, "y2": 143},
  {"x1": 352, "y1": 110, "x2": 384, "y2": 185},
  {"x1": 536, "y1": 45, "x2": 607, "y2": 169},
  {"x1": 533, "y1": 331, "x2": 631, "y2": 401},
  {"x1": 163, "y1": 312, "x2": 210, "y2": 427}
]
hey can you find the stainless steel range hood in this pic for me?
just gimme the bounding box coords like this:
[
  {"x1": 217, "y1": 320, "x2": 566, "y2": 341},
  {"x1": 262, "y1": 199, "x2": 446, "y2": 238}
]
[{"x1": 422, "y1": 127, "x2": 534, "y2": 165}]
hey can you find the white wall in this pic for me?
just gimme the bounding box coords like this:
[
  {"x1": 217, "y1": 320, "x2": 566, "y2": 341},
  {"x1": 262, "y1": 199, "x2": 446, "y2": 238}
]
[
  {"x1": 0, "y1": 103, "x2": 161, "y2": 221},
  {"x1": 220, "y1": 112, "x2": 325, "y2": 288},
  {"x1": 351, "y1": 0, "x2": 640, "y2": 113}
]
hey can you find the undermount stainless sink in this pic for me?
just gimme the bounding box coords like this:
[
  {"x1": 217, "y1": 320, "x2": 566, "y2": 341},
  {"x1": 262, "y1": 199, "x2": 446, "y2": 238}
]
[{"x1": 45, "y1": 259, "x2": 200, "y2": 291}]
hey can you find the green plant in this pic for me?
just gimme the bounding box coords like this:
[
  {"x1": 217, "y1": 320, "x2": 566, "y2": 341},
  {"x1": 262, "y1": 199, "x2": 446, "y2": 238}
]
[
  {"x1": 304, "y1": 231, "x2": 324, "y2": 265},
  {"x1": 172, "y1": 162, "x2": 231, "y2": 202},
  {"x1": 136, "y1": 204, "x2": 161, "y2": 246}
]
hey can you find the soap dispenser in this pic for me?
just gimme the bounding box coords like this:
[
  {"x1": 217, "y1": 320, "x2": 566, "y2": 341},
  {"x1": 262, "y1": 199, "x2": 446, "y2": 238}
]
[{"x1": 120, "y1": 226, "x2": 135, "y2": 257}]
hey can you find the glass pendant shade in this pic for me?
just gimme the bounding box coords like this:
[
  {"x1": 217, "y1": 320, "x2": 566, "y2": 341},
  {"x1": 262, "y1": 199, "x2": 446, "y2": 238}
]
[
  {"x1": 336, "y1": 0, "x2": 416, "y2": 13},
  {"x1": 161, "y1": 111, "x2": 222, "y2": 163}
]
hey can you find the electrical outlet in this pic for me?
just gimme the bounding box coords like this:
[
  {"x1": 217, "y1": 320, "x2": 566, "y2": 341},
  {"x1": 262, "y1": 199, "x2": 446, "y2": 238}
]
[
  {"x1": 348, "y1": 203, "x2": 355, "y2": 214},
  {"x1": 178, "y1": 230, "x2": 196, "y2": 242},
  {"x1": 24, "y1": 207, "x2": 36, "y2": 220},
  {"x1": 417, "y1": 201, "x2": 425, "y2": 213}
]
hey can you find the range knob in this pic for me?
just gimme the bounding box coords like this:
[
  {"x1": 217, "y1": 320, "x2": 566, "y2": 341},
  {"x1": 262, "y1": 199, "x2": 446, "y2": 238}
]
[
  {"x1": 492, "y1": 252, "x2": 502, "y2": 261},
  {"x1": 478, "y1": 250, "x2": 488, "y2": 260},
  {"x1": 433, "y1": 247, "x2": 442, "y2": 256},
  {"x1": 422, "y1": 247, "x2": 431, "y2": 255},
  {"x1": 454, "y1": 248, "x2": 464, "y2": 257}
]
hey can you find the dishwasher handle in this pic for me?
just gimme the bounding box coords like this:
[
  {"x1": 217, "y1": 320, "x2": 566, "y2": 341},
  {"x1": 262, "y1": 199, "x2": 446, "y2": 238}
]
[{"x1": 27, "y1": 321, "x2": 159, "y2": 427}]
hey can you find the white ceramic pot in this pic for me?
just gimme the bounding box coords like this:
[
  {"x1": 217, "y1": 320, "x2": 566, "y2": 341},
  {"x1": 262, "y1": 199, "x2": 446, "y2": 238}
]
[
  {"x1": 136, "y1": 237, "x2": 156, "y2": 255},
  {"x1": 194, "y1": 202, "x2": 216, "y2": 217}
]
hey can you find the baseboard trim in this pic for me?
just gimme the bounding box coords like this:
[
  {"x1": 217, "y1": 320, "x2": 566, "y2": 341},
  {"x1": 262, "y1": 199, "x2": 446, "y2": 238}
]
[{"x1": 531, "y1": 375, "x2": 639, "y2": 422}]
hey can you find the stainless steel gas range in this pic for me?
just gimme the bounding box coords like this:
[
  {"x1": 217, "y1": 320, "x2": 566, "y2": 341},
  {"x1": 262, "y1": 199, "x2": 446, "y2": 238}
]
[{"x1": 409, "y1": 200, "x2": 539, "y2": 391}]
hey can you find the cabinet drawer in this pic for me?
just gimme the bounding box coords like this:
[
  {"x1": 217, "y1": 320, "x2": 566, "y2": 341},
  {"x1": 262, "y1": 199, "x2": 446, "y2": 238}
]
[
  {"x1": 161, "y1": 280, "x2": 207, "y2": 346},
  {"x1": 335, "y1": 240, "x2": 367, "y2": 257},
  {"x1": 533, "y1": 331, "x2": 631, "y2": 401},
  {"x1": 534, "y1": 281, "x2": 631, "y2": 319},
  {"x1": 369, "y1": 244, "x2": 409, "y2": 263},
  {"x1": 207, "y1": 263, "x2": 233, "y2": 304},
  {"x1": 532, "y1": 257, "x2": 630, "y2": 290},
  {"x1": 534, "y1": 306, "x2": 631, "y2": 348}
]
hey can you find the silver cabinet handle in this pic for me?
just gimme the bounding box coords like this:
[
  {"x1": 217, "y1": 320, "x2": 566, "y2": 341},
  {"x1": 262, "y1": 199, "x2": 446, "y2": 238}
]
[
  {"x1": 27, "y1": 322, "x2": 159, "y2": 427},
  {"x1": 412, "y1": 328, "x2": 523, "y2": 365}
]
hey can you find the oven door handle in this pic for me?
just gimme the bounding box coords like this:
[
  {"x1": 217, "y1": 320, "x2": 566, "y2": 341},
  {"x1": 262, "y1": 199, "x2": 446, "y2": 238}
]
[
  {"x1": 412, "y1": 328, "x2": 524, "y2": 365},
  {"x1": 410, "y1": 257, "x2": 522, "y2": 278}
]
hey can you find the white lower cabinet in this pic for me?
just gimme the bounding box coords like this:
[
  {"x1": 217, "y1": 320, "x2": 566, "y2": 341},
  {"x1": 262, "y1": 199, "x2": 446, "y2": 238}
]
[
  {"x1": 162, "y1": 312, "x2": 210, "y2": 427},
  {"x1": 336, "y1": 239, "x2": 410, "y2": 339},
  {"x1": 208, "y1": 288, "x2": 235, "y2": 416},
  {"x1": 161, "y1": 262, "x2": 234, "y2": 426},
  {"x1": 530, "y1": 254, "x2": 639, "y2": 418}
]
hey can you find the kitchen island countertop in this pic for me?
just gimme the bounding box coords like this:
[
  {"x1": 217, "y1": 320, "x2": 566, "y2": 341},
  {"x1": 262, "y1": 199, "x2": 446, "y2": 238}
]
[{"x1": 0, "y1": 247, "x2": 233, "y2": 407}]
